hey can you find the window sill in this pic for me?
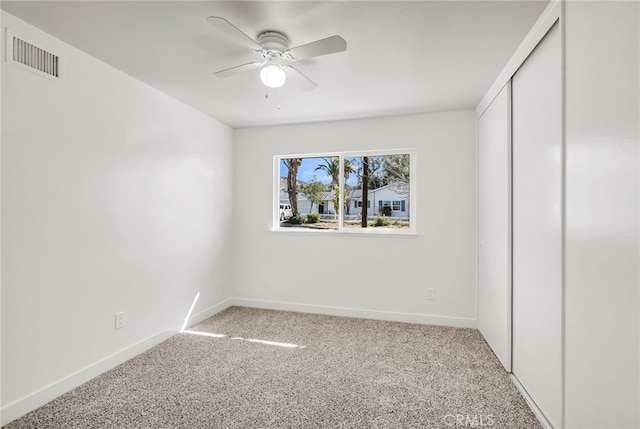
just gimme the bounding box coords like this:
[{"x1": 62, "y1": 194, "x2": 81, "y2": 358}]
[{"x1": 271, "y1": 226, "x2": 418, "y2": 237}]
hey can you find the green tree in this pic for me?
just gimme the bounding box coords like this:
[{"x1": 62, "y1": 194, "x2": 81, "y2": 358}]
[
  {"x1": 353, "y1": 156, "x2": 385, "y2": 189},
  {"x1": 352, "y1": 154, "x2": 409, "y2": 193},
  {"x1": 382, "y1": 154, "x2": 410, "y2": 197},
  {"x1": 301, "y1": 177, "x2": 326, "y2": 213},
  {"x1": 284, "y1": 158, "x2": 302, "y2": 215},
  {"x1": 331, "y1": 185, "x2": 349, "y2": 216}
]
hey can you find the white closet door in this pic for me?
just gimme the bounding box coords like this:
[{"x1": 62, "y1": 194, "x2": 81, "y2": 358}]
[
  {"x1": 512, "y1": 22, "x2": 562, "y2": 428},
  {"x1": 478, "y1": 83, "x2": 511, "y2": 372}
]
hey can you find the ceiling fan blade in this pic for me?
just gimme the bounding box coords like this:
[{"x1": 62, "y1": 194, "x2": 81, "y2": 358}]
[
  {"x1": 288, "y1": 35, "x2": 347, "y2": 60},
  {"x1": 207, "y1": 16, "x2": 262, "y2": 50},
  {"x1": 213, "y1": 62, "x2": 263, "y2": 77},
  {"x1": 283, "y1": 65, "x2": 317, "y2": 90}
]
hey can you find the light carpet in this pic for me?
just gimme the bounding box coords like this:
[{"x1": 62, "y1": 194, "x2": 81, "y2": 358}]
[{"x1": 4, "y1": 307, "x2": 542, "y2": 428}]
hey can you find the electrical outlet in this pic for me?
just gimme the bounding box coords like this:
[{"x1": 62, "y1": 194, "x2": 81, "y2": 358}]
[
  {"x1": 426, "y1": 288, "x2": 436, "y2": 300},
  {"x1": 115, "y1": 312, "x2": 125, "y2": 329}
]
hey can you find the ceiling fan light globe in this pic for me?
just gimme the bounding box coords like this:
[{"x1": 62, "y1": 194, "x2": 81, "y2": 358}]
[{"x1": 260, "y1": 64, "x2": 286, "y2": 88}]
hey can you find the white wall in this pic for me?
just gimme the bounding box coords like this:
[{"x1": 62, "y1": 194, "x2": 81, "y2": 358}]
[
  {"x1": 564, "y1": 2, "x2": 639, "y2": 427},
  {"x1": 1, "y1": 12, "x2": 234, "y2": 424},
  {"x1": 233, "y1": 111, "x2": 477, "y2": 326}
]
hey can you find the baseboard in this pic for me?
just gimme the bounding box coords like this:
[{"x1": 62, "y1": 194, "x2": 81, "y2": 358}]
[
  {"x1": 510, "y1": 374, "x2": 555, "y2": 429},
  {"x1": 231, "y1": 298, "x2": 477, "y2": 329},
  {"x1": 1, "y1": 298, "x2": 233, "y2": 426},
  {"x1": 0, "y1": 330, "x2": 172, "y2": 426},
  {"x1": 184, "y1": 297, "x2": 235, "y2": 330}
]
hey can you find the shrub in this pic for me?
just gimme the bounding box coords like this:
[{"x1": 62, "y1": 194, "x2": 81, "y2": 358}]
[
  {"x1": 373, "y1": 217, "x2": 391, "y2": 227},
  {"x1": 381, "y1": 206, "x2": 392, "y2": 217},
  {"x1": 287, "y1": 215, "x2": 304, "y2": 225},
  {"x1": 306, "y1": 213, "x2": 320, "y2": 224}
]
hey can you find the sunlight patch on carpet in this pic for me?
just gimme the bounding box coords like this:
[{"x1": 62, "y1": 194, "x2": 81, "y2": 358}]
[
  {"x1": 182, "y1": 329, "x2": 225, "y2": 338},
  {"x1": 182, "y1": 330, "x2": 306, "y2": 349}
]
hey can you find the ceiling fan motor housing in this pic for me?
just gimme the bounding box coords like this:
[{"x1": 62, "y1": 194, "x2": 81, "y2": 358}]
[{"x1": 258, "y1": 31, "x2": 289, "y2": 52}]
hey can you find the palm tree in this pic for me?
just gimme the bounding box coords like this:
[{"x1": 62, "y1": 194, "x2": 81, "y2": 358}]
[
  {"x1": 284, "y1": 158, "x2": 302, "y2": 215},
  {"x1": 316, "y1": 157, "x2": 356, "y2": 215},
  {"x1": 315, "y1": 157, "x2": 340, "y2": 187},
  {"x1": 315, "y1": 157, "x2": 356, "y2": 186}
]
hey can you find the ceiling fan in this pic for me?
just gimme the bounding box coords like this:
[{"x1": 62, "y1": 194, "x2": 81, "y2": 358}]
[{"x1": 207, "y1": 16, "x2": 347, "y2": 90}]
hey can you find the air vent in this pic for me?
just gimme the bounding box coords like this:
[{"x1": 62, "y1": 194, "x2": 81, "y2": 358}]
[{"x1": 6, "y1": 30, "x2": 60, "y2": 80}]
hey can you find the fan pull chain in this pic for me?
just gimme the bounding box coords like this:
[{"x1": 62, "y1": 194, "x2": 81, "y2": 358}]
[
  {"x1": 263, "y1": 87, "x2": 281, "y2": 111},
  {"x1": 277, "y1": 87, "x2": 281, "y2": 110}
]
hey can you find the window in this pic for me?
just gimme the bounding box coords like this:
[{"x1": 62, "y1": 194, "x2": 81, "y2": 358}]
[
  {"x1": 278, "y1": 156, "x2": 338, "y2": 229},
  {"x1": 353, "y1": 200, "x2": 372, "y2": 209},
  {"x1": 275, "y1": 150, "x2": 416, "y2": 234}
]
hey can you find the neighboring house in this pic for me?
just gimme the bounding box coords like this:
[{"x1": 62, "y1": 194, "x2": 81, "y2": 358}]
[
  {"x1": 280, "y1": 182, "x2": 408, "y2": 218},
  {"x1": 280, "y1": 189, "x2": 336, "y2": 215},
  {"x1": 349, "y1": 185, "x2": 408, "y2": 219},
  {"x1": 279, "y1": 176, "x2": 337, "y2": 215}
]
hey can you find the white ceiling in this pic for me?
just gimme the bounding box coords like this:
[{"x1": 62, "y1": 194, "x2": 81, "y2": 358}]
[{"x1": 2, "y1": 1, "x2": 548, "y2": 128}]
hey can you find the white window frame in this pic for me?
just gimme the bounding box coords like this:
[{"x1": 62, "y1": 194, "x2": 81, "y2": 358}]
[{"x1": 273, "y1": 149, "x2": 417, "y2": 235}]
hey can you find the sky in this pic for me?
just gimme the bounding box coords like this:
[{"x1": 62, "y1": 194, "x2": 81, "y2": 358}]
[{"x1": 280, "y1": 157, "x2": 333, "y2": 185}]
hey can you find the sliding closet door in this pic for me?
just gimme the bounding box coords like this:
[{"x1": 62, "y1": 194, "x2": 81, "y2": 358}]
[
  {"x1": 478, "y1": 83, "x2": 511, "y2": 372},
  {"x1": 512, "y1": 22, "x2": 562, "y2": 428}
]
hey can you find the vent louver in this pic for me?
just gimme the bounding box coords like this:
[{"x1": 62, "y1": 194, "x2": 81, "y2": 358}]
[{"x1": 7, "y1": 30, "x2": 60, "y2": 80}]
